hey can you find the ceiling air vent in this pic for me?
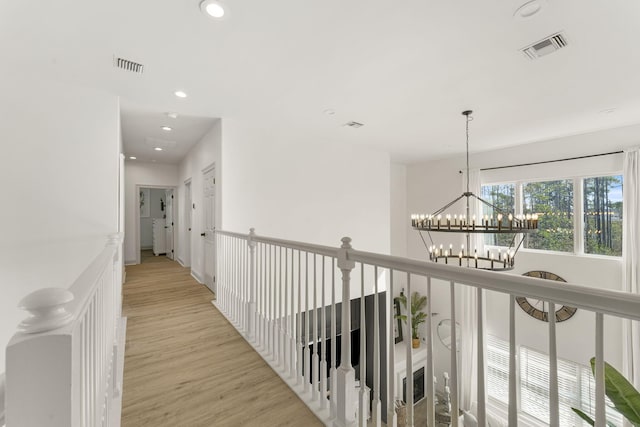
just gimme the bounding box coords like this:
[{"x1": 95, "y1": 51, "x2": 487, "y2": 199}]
[
  {"x1": 114, "y1": 56, "x2": 144, "y2": 74},
  {"x1": 521, "y1": 32, "x2": 568, "y2": 59},
  {"x1": 344, "y1": 121, "x2": 364, "y2": 128}
]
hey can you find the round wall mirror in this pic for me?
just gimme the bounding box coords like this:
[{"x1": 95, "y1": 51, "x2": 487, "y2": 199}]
[{"x1": 437, "y1": 319, "x2": 461, "y2": 351}]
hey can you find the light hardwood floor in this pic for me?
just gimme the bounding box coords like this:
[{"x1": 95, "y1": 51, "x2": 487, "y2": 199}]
[{"x1": 121, "y1": 258, "x2": 323, "y2": 427}]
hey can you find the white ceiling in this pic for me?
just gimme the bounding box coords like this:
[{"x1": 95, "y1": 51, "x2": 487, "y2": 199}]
[{"x1": 2, "y1": 0, "x2": 640, "y2": 163}]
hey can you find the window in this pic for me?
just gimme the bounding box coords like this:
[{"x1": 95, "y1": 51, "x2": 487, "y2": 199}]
[
  {"x1": 481, "y1": 174, "x2": 623, "y2": 257},
  {"x1": 481, "y1": 184, "x2": 516, "y2": 248},
  {"x1": 487, "y1": 335, "x2": 624, "y2": 425},
  {"x1": 487, "y1": 335, "x2": 510, "y2": 405},
  {"x1": 584, "y1": 175, "x2": 623, "y2": 256},
  {"x1": 523, "y1": 180, "x2": 574, "y2": 253}
]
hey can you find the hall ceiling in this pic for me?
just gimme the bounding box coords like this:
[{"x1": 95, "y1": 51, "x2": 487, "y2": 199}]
[{"x1": 2, "y1": 0, "x2": 639, "y2": 163}]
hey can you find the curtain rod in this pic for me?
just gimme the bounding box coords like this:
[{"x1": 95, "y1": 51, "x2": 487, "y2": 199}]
[{"x1": 480, "y1": 150, "x2": 623, "y2": 172}]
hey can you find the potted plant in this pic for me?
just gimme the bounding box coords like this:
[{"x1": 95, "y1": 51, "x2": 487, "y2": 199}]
[
  {"x1": 572, "y1": 357, "x2": 640, "y2": 426},
  {"x1": 395, "y1": 291, "x2": 427, "y2": 348}
]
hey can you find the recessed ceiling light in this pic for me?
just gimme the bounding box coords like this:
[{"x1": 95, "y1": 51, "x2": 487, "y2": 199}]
[
  {"x1": 129, "y1": 156, "x2": 137, "y2": 160},
  {"x1": 514, "y1": 0, "x2": 544, "y2": 19},
  {"x1": 324, "y1": 109, "x2": 336, "y2": 116},
  {"x1": 200, "y1": 0, "x2": 226, "y2": 18},
  {"x1": 154, "y1": 147, "x2": 163, "y2": 151},
  {"x1": 174, "y1": 90, "x2": 187, "y2": 98},
  {"x1": 600, "y1": 108, "x2": 617, "y2": 114},
  {"x1": 166, "y1": 112, "x2": 178, "y2": 119},
  {"x1": 161, "y1": 126, "x2": 173, "y2": 131}
]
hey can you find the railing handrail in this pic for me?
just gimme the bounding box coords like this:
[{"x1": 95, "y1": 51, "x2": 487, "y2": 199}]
[
  {"x1": 215, "y1": 229, "x2": 640, "y2": 321},
  {"x1": 216, "y1": 229, "x2": 338, "y2": 257}
]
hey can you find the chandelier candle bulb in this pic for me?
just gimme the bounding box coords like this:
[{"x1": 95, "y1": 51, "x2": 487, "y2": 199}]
[
  {"x1": 497, "y1": 213, "x2": 503, "y2": 231},
  {"x1": 509, "y1": 213, "x2": 513, "y2": 230},
  {"x1": 459, "y1": 251, "x2": 462, "y2": 266}
]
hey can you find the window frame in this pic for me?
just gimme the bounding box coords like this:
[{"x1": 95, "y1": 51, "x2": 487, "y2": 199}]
[{"x1": 481, "y1": 172, "x2": 623, "y2": 259}]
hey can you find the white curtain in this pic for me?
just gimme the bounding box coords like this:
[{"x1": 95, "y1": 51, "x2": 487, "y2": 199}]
[
  {"x1": 622, "y1": 147, "x2": 640, "y2": 427},
  {"x1": 460, "y1": 169, "x2": 486, "y2": 411}
]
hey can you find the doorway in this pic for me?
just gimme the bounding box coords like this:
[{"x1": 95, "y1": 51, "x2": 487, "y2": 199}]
[
  {"x1": 137, "y1": 185, "x2": 176, "y2": 264},
  {"x1": 183, "y1": 179, "x2": 192, "y2": 267}
]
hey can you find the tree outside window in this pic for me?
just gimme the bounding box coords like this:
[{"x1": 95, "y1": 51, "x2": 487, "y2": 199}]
[
  {"x1": 583, "y1": 175, "x2": 623, "y2": 256},
  {"x1": 481, "y1": 184, "x2": 515, "y2": 247},
  {"x1": 523, "y1": 180, "x2": 574, "y2": 252}
]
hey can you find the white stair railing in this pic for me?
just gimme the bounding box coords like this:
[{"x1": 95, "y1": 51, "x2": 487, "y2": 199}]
[
  {"x1": 5, "y1": 234, "x2": 125, "y2": 427},
  {"x1": 213, "y1": 229, "x2": 640, "y2": 427}
]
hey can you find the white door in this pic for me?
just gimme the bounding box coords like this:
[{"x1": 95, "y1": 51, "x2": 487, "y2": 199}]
[
  {"x1": 165, "y1": 189, "x2": 174, "y2": 260},
  {"x1": 184, "y1": 180, "x2": 192, "y2": 267},
  {"x1": 203, "y1": 167, "x2": 216, "y2": 293}
]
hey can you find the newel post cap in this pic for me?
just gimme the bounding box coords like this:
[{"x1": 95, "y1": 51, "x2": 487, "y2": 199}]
[
  {"x1": 248, "y1": 228, "x2": 256, "y2": 248},
  {"x1": 18, "y1": 288, "x2": 75, "y2": 334},
  {"x1": 337, "y1": 237, "x2": 355, "y2": 270}
]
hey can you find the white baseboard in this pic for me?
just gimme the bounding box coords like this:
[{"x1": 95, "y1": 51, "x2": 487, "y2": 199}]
[
  {"x1": 177, "y1": 257, "x2": 188, "y2": 267},
  {"x1": 124, "y1": 259, "x2": 137, "y2": 266},
  {"x1": 191, "y1": 270, "x2": 204, "y2": 284}
]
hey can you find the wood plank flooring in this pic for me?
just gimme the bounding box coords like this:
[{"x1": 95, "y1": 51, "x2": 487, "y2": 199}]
[{"x1": 121, "y1": 258, "x2": 322, "y2": 427}]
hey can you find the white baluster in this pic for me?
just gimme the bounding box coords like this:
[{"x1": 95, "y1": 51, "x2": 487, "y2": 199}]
[
  {"x1": 297, "y1": 250, "x2": 303, "y2": 386},
  {"x1": 406, "y1": 273, "x2": 414, "y2": 427},
  {"x1": 426, "y1": 276, "x2": 434, "y2": 427},
  {"x1": 595, "y1": 312, "x2": 605, "y2": 426},
  {"x1": 548, "y1": 302, "x2": 559, "y2": 427},
  {"x1": 281, "y1": 246, "x2": 286, "y2": 368},
  {"x1": 509, "y1": 295, "x2": 517, "y2": 426},
  {"x1": 336, "y1": 237, "x2": 356, "y2": 427},
  {"x1": 450, "y1": 281, "x2": 459, "y2": 427},
  {"x1": 248, "y1": 229, "x2": 256, "y2": 341},
  {"x1": 372, "y1": 265, "x2": 381, "y2": 426},
  {"x1": 313, "y1": 254, "x2": 319, "y2": 402},
  {"x1": 477, "y1": 288, "x2": 486, "y2": 426},
  {"x1": 330, "y1": 257, "x2": 338, "y2": 418},
  {"x1": 387, "y1": 270, "x2": 397, "y2": 427},
  {"x1": 359, "y1": 263, "x2": 368, "y2": 427},
  {"x1": 320, "y1": 256, "x2": 328, "y2": 409},
  {"x1": 270, "y1": 245, "x2": 275, "y2": 358},
  {"x1": 304, "y1": 251, "x2": 311, "y2": 394},
  {"x1": 290, "y1": 248, "x2": 297, "y2": 379}
]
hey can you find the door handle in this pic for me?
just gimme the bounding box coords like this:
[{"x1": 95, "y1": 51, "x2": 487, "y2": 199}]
[{"x1": 201, "y1": 232, "x2": 206, "y2": 237}]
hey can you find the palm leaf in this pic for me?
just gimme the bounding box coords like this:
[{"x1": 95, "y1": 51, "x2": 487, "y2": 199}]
[{"x1": 590, "y1": 358, "x2": 640, "y2": 425}]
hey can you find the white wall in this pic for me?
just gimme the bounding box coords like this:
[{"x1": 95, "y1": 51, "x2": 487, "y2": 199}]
[
  {"x1": 123, "y1": 162, "x2": 179, "y2": 263},
  {"x1": 404, "y1": 124, "x2": 640, "y2": 384},
  {"x1": 0, "y1": 76, "x2": 120, "y2": 370},
  {"x1": 390, "y1": 163, "x2": 407, "y2": 257},
  {"x1": 177, "y1": 120, "x2": 221, "y2": 279},
  {"x1": 220, "y1": 119, "x2": 391, "y2": 254}
]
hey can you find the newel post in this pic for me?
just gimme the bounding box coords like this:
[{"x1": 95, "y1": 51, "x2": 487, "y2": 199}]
[
  {"x1": 248, "y1": 228, "x2": 257, "y2": 341},
  {"x1": 335, "y1": 237, "x2": 357, "y2": 427},
  {"x1": 6, "y1": 288, "x2": 77, "y2": 427}
]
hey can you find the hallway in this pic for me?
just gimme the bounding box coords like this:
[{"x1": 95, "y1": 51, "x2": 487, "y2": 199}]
[{"x1": 121, "y1": 259, "x2": 322, "y2": 426}]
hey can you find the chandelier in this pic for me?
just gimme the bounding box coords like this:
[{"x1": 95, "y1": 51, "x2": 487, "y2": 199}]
[{"x1": 411, "y1": 110, "x2": 538, "y2": 271}]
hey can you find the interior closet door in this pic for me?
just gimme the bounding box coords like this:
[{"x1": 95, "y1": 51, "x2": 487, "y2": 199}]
[{"x1": 202, "y1": 166, "x2": 216, "y2": 293}]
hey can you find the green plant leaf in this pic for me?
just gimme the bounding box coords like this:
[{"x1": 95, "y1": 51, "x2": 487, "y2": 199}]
[
  {"x1": 591, "y1": 358, "x2": 640, "y2": 425},
  {"x1": 571, "y1": 407, "x2": 595, "y2": 426}
]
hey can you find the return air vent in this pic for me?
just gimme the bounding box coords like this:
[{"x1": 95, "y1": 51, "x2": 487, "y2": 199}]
[
  {"x1": 114, "y1": 56, "x2": 144, "y2": 74},
  {"x1": 521, "y1": 32, "x2": 568, "y2": 59},
  {"x1": 344, "y1": 121, "x2": 364, "y2": 128}
]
